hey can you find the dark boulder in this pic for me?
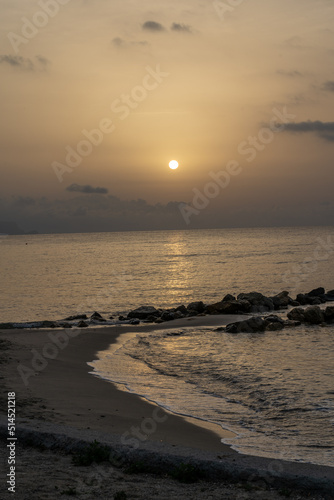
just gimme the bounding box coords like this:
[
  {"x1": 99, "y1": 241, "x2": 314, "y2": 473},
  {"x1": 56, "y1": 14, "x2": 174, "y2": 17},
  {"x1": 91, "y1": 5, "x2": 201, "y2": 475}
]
[
  {"x1": 176, "y1": 304, "x2": 187, "y2": 315},
  {"x1": 65, "y1": 314, "x2": 88, "y2": 321},
  {"x1": 264, "y1": 315, "x2": 285, "y2": 331},
  {"x1": 324, "y1": 306, "x2": 334, "y2": 323},
  {"x1": 173, "y1": 310, "x2": 185, "y2": 319},
  {"x1": 205, "y1": 302, "x2": 226, "y2": 315},
  {"x1": 205, "y1": 299, "x2": 251, "y2": 315},
  {"x1": 270, "y1": 291, "x2": 293, "y2": 309},
  {"x1": 91, "y1": 312, "x2": 106, "y2": 321},
  {"x1": 187, "y1": 301, "x2": 205, "y2": 313},
  {"x1": 161, "y1": 311, "x2": 174, "y2": 322},
  {"x1": 296, "y1": 294, "x2": 308, "y2": 306},
  {"x1": 127, "y1": 306, "x2": 160, "y2": 320},
  {"x1": 287, "y1": 307, "x2": 305, "y2": 322},
  {"x1": 226, "y1": 316, "x2": 267, "y2": 334},
  {"x1": 237, "y1": 292, "x2": 274, "y2": 312},
  {"x1": 303, "y1": 306, "x2": 324, "y2": 325},
  {"x1": 78, "y1": 320, "x2": 89, "y2": 328},
  {"x1": 307, "y1": 287, "x2": 325, "y2": 297},
  {"x1": 222, "y1": 294, "x2": 236, "y2": 302},
  {"x1": 266, "y1": 322, "x2": 284, "y2": 331}
]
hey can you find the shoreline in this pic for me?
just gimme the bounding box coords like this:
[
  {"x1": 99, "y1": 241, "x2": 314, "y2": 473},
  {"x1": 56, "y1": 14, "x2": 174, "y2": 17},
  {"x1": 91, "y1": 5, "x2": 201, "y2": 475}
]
[{"x1": 1, "y1": 316, "x2": 334, "y2": 497}]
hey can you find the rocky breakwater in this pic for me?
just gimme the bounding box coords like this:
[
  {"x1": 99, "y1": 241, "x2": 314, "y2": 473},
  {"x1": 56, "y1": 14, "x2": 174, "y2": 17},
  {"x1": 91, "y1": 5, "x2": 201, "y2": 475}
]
[
  {"x1": 1, "y1": 287, "x2": 334, "y2": 330},
  {"x1": 125, "y1": 290, "x2": 305, "y2": 324},
  {"x1": 223, "y1": 304, "x2": 334, "y2": 335}
]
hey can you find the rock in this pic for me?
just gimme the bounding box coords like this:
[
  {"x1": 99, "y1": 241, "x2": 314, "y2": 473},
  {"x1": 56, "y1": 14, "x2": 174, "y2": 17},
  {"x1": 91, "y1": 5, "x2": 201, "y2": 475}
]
[
  {"x1": 65, "y1": 314, "x2": 88, "y2": 321},
  {"x1": 187, "y1": 301, "x2": 205, "y2": 313},
  {"x1": 222, "y1": 294, "x2": 236, "y2": 302},
  {"x1": 287, "y1": 308, "x2": 305, "y2": 322},
  {"x1": 173, "y1": 311, "x2": 185, "y2": 319},
  {"x1": 327, "y1": 290, "x2": 334, "y2": 297},
  {"x1": 109, "y1": 316, "x2": 114, "y2": 320},
  {"x1": 205, "y1": 299, "x2": 251, "y2": 315},
  {"x1": 161, "y1": 311, "x2": 174, "y2": 322},
  {"x1": 264, "y1": 315, "x2": 284, "y2": 331},
  {"x1": 78, "y1": 321, "x2": 89, "y2": 328},
  {"x1": 154, "y1": 318, "x2": 164, "y2": 324},
  {"x1": 118, "y1": 315, "x2": 126, "y2": 321},
  {"x1": 91, "y1": 311, "x2": 106, "y2": 321},
  {"x1": 237, "y1": 292, "x2": 274, "y2": 312},
  {"x1": 205, "y1": 302, "x2": 227, "y2": 315},
  {"x1": 307, "y1": 287, "x2": 325, "y2": 297},
  {"x1": 266, "y1": 322, "x2": 284, "y2": 331},
  {"x1": 57, "y1": 322, "x2": 72, "y2": 329},
  {"x1": 290, "y1": 300, "x2": 300, "y2": 307},
  {"x1": 303, "y1": 306, "x2": 324, "y2": 325},
  {"x1": 129, "y1": 319, "x2": 140, "y2": 325},
  {"x1": 127, "y1": 306, "x2": 159, "y2": 320},
  {"x1": 187, "y1": 310, "x2": 199, "y2": 317},
  {"x1": 264, "y1": 314, "x2": 284, "y2": 324},
  {"x1": 226, "y1": 316, "x2": 267, "y2": 334},
  {"x1": 296, "y1": 294, "x2": 308, "y2": 306},
  {"x1": 297, "y1": 289, "x2": 327, "y2": 305},
  {"x1": 146, "y1": 315, "x2": 158, "y2": 322},
  {"x1": 270, "y1": 291, "x2": 292, "y2": 309},
  {"x1": 324, "y1": 306, "x2": 334, "y2": 323},
  {"x1": 176, "y1": 305, "x2": 187, "y2": 315}
]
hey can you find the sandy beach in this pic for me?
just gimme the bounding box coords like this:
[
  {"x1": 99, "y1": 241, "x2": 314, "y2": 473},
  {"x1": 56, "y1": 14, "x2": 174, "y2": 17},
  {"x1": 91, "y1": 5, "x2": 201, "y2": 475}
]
[{"x1": 1, "y1": 316, "x2": 334, "y2": 499}]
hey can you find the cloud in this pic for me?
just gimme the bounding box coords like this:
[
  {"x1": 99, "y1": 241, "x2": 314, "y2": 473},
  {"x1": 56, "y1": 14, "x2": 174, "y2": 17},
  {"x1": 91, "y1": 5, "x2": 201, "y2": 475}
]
[
  {"x1": 276, "y1": 69, "x2": 303, "y2": 78},
  {"x1": 66, "y1": 184, "x2": 109, "y2": 194},
  {"x1": 142, "y1": 21, "x2": 165, "y2": 32},
  {"x1": 322, "y1": 81, "x2": 334, "y2": 92},
  {"x1": 0, "y1": 55, "x2": 50, "y2": 72},
  {"x1": 112, "y1": 37, "x2": 148, "y2": 48},
  {"x1": 284, "y1": 120, "x2": 334, "y2": 142},
  {"x1": 1, "y1": 194, "x2": 186, "y2": 233},
  {"x1": 171, "y1": 23, "x2": 193, "y2": 33}
]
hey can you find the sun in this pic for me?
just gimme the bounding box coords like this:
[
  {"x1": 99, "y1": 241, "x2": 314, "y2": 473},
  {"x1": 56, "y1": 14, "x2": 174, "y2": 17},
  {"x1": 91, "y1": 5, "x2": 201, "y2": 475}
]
[{"x1": 169, "y1": 160, "x2": 179, "y2": 170}]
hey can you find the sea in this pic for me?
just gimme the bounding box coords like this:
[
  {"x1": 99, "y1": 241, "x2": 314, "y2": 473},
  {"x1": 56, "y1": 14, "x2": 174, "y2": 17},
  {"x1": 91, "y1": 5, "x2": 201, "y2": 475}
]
[{"x1": 1, "y1": 227, "x2": 334, "y2": 466}]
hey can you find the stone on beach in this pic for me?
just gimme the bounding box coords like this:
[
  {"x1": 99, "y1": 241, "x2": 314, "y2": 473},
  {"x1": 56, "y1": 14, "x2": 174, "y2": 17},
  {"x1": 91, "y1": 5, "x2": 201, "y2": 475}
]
[
  {"x1": 64, "y1": 314, "x2": 88, "y2": 321},
  {"x1": 288, "y1": 305, "x2": 324, "y2": 325},
  {"x1": 187, "y1": 301, "x2": 205, "y2": 313},
  {"x1": 127, "y1": 305, "x2": 160, "y2": 320},
  {"x1": 91, "y1": 311, "x2": 106, "y2": 321},
  {"x1": 237, "y1": 292, "x2": 274, "y2": 312}
]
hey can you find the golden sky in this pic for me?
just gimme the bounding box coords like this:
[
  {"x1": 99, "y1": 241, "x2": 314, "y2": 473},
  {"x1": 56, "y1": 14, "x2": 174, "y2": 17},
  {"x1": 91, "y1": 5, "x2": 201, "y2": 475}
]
[{"x1": 1, "y1": 0, "x2": 334, "y2": 232}]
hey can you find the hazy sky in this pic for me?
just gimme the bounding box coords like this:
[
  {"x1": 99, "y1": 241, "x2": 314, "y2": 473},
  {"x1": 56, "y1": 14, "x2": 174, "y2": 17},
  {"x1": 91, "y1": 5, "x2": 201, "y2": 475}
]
[{"x1": 1, "y1": 0, "x2": 334, "y2": 232}]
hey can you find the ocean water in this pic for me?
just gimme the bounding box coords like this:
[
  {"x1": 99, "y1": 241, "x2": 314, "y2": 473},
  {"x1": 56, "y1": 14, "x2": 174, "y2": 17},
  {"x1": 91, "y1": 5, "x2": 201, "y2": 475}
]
[
  {"x1": 1, "y1": 227, "x2": 334, "y2": 322},
  {"x1": 1, "y1": 227, "x2": 334, "y2": 465},
  {"x1": 90, "y1": 322, "x2": 334, "y2": 467}
]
